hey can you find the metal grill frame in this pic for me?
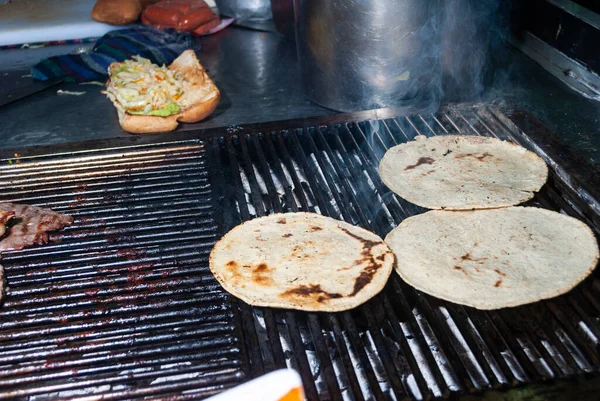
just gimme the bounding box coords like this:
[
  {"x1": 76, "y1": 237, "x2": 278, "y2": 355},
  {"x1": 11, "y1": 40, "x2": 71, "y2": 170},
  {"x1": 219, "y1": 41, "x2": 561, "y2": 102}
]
[{"x1": 0, "y1": 104, "x2": 598, "y2": 400}]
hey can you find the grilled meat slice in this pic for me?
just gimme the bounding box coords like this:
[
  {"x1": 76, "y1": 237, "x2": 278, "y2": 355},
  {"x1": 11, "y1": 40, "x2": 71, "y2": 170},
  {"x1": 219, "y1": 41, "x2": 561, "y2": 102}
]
[
  {"x1": 0, "y1": 264, "x2": 5, "y2": 305},
  {"x1": 0, "y1": 209, "x2": 15, "y2": 237},
  {"x1": 0, "y1": 203, "x2": 74, "y2": 252}
]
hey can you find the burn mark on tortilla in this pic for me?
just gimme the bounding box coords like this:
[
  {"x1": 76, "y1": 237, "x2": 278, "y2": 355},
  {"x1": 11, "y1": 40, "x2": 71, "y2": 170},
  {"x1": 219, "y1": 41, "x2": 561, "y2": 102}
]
[
  {"x1": 454, "y1": 253, "x2": 487, "y2": 275},
  {"x1": 283, "y1": 233, "x2": 293, "y2": 238},
  {"x1": 443, "y1": 149, "x2": 453, "y2": 156},
  {"x1": 494, "y1": 269, "x2": 507, "y2": 277},
  {"x1": 281, "y1": 284, "x2": 343, "y2": 303},
  {"x1": 253, "y1": 277, "x2": 272, "y2": 286},
  {"x1": 453, "y1": 265, "x2": 470, "y2": 277},
  {"x1": 252, "y1": 263, "x2": 273, "y2": 286},
  {"x1": 277, "y1": 218, "x2": 287, "y2": 224},
  {"x1": 253, "y1": 274, "x2": 273, "y2": 286},
  {"x1": 460, "y1": 253, "x2": 488, "y2": 263},
  {"x1": 310, "y1": 226, "x2": 323, "y2": 232},
  {"x1": 254, "y1": 263, "x2": 269, "y2": 273},
  {"x1": 494, "y1": 279, "x2": 503, "y2": 287},
  {"x1": 339, "y1": 227, "x2": 391, "y2": 296},
  {"x1": 456, "y1": 152, "x2": 493, "y2": 161},
  {"x1": 405, "y1": 157, "x2": 435, "y2": 170},
  {"x1": 225, "y1": 261, "x2": 241, "y2": 282}
]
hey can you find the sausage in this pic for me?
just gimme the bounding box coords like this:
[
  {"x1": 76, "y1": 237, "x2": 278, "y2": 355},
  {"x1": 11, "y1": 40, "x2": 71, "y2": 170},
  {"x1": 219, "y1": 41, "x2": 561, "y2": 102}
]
[{"x1": 141, "y1": 0, "x2": 220, "y2": 33}]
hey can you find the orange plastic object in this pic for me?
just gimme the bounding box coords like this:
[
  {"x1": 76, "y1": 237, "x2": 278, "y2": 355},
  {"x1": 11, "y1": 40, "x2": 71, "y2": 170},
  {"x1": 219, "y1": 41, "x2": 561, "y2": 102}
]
[
  {"x1": 279, "y1": 387, "x2": 304, "y2": 401},
  {"x1": 205, "y1": 370, "x2": 304, "y2": 401}
]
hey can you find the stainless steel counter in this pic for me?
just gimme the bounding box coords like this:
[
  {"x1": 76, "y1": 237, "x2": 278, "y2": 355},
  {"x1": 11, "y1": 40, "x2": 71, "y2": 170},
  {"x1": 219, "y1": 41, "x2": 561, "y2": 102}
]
[
  {"x1": 0, "y1": 27, "x2": 330, "y2": 148},
  {"x1": 0, "y1": 26, "x2": 598, "y2": 167}
]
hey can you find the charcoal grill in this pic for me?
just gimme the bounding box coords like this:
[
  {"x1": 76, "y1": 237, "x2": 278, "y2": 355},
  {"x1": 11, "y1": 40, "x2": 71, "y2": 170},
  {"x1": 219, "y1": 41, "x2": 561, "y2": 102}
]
[{"x1": 0, "y1": 105, "x2": 599, "y2": 400}]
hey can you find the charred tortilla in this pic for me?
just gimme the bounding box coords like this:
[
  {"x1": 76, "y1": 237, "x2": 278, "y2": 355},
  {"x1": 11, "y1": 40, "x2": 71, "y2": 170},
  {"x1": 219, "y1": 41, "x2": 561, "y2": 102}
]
[
  {"x1": 209, "y1": 213, "x2": 394, "y2": 312},
  {"x1": 385, "y1": 207, "x2": 599, "y2": 309},
  {"x1": 378, "y1": 135, "x2": 548, "y2": 210}
]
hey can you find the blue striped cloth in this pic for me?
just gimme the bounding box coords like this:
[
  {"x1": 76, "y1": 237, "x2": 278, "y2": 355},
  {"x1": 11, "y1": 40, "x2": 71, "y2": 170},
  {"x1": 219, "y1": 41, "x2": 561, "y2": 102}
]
[{"x1": 32, "y1": 26, "x2": 194, "y2": 82}]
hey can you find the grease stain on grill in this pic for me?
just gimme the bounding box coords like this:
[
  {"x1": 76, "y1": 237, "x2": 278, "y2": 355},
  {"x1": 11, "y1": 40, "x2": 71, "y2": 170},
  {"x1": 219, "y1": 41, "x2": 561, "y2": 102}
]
[
  {"x1": 74, "y1": 183, "x2": 88, "y2": 192},
  {"x1": 126, "y1": 269, "x2": 147, "y2": 287},
  {"x1": 117, "y1": 248, "x2": 147, "y2": 261},
  {"x1": 25, "y1": 267, "x2": 57, "y2": 276},
  {"x1": 405, "y1": 157, "x2": 435, "y2": 170},
  {"x1": 71, "y1": 195, "x2": 88, "y2": 208},
  {"x1": 280, "y1": 284, "x2": 343, "y2": 303},
  {"x1": 84, "y1": 288, "x2": 100, "y2": 297},
  {"x1": 105, "y1": 233, "x2": 137, "y2": 244}
]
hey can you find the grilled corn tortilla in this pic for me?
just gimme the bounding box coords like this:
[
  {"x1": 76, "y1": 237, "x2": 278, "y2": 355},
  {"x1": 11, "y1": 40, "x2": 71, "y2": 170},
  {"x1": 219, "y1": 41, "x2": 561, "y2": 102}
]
[
  {"x1": 378, "y1": 135, "x2": 548, "y2": 210},
  {"x1": 385, "y1": 207, "x2": 599, "y2": 310},
  {"x1": 209, "y1": 213, "x2": 395, "y2": 312}
]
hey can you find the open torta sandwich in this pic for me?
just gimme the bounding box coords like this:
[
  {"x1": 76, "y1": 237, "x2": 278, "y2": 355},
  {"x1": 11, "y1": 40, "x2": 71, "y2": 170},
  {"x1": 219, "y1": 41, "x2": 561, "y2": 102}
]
[{"x1": 105, "y1": 50, "x2": 219, "y2": 134}]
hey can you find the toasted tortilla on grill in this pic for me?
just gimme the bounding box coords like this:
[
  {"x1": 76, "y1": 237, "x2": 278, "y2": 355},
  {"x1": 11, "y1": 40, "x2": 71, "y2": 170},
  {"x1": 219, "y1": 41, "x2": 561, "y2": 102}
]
[
  {"x1": 378, "y1": 135, "x2": 549, "y2": 210},
  {"x1": 385, "y1": 207, "x2": 599, "y2": 310},
  {"x1": 209, "y1": 212, "x2": 395, "y2": 312},
  {"x1": 0, "y1": 203, "x2": 74, "y2": 252}
]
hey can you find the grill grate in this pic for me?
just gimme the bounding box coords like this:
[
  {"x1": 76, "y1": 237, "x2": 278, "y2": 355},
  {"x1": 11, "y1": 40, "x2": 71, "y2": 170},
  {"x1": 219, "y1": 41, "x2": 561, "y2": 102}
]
[
  {"x1": 0, "y1": 106, "x2": 599, "y2": 400},
  {"x1": 0, "y1": 143, "x2": 248, "y2": 400}
]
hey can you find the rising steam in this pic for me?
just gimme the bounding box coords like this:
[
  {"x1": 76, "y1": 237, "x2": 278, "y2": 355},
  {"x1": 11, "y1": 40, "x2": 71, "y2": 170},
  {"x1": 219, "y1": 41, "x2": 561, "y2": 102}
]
[{"x1": 404, "y1": 0, "x2": 510, "y2": 114}]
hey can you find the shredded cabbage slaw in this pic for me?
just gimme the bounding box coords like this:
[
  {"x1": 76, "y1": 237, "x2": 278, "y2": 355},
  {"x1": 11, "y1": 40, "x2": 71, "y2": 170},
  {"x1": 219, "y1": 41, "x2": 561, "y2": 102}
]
[{"x1": 106, "y1": 56, "x2": 184, "y2": 116}]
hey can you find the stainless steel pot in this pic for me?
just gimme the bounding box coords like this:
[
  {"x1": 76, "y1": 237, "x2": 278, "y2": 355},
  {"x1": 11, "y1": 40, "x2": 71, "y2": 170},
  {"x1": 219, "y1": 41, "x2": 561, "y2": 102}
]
[
  {"x1": 294, "y1": 0, "x2": 441, "y2": 112},
  {"x1": 215, "y1": 0, "x2": 273, "y2": 21}
]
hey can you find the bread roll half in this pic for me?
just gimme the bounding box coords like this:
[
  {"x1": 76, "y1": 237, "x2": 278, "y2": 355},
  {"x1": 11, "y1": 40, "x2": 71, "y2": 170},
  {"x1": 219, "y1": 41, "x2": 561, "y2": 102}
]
[{"x1": 106, "y1": 50, "x2": 220, "y2": 134}]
